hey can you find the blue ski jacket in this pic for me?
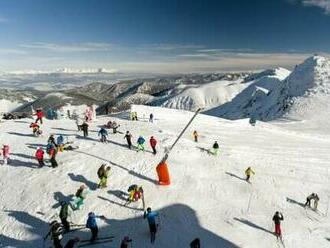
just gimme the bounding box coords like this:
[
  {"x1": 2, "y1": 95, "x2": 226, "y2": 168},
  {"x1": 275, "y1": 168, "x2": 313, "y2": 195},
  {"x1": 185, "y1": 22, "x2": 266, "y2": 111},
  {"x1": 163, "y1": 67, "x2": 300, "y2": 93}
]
[
  {"x1": 137, "y1": 136, "x2": 145, "y2": 144},
  {"x1": 57, "y1": 135, "x2": 64, "y2": 145},
  {"x1": 86, "y1": 213, "x2": 97, "y2": 229},
  {"x1": 98, "y1": 128, "x2": 108, "y2": 136},
  {"x1": 145, "y1": 211, "x2": 158, "y2": 225}
]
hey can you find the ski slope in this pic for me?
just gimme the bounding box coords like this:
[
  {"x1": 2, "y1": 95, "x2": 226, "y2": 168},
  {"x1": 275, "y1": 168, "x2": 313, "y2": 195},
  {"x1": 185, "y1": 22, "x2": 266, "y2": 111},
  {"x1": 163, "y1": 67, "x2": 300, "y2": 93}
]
[{"x1": 0, "y1": 105, "x2": 330, "y2": 248}]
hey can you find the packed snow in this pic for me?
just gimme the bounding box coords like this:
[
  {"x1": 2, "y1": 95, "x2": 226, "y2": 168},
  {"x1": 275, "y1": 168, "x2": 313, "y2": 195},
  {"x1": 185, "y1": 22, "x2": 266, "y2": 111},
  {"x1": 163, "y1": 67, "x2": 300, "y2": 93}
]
[{"x1": 0, "y1": 105, "x2": 330, "y2": 247}]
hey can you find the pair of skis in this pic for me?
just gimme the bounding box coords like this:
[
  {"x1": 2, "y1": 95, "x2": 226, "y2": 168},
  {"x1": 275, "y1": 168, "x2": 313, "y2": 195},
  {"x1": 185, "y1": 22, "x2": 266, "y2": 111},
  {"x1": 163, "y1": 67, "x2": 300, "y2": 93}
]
[{"x1": 78, "y1": 236, "x2": 114, "y2": 247}]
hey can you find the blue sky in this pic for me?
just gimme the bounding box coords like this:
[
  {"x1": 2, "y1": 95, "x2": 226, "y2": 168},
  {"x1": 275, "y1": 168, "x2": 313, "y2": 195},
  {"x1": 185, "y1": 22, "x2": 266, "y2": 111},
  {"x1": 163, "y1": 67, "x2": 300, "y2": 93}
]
[{"x1": 0, "y1": 0, "x2": 330, "y2": 73}]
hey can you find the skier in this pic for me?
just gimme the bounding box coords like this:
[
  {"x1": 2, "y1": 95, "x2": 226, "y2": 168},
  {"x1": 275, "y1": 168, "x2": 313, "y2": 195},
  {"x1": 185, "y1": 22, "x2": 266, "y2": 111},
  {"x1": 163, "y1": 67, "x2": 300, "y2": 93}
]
[
  {"x1": 272, "y1": 211, "x2": 284, "y2": 239},
  {"x1": 35, "y1": 147, "x2": 45, "y2": 167},
  {"x1": 86, "y1": 212, "x2": 105, "y2": 242},
  {"x1": 81, "y1": 122, "x2": 89, "y2": 138},
  {"x1": 120, "y1": 236, "x2": 132, "y2": 248},
  {"x1": 149, "y1": 136, "x2": 157, "y2": 155},
  {"x1": 59, "y1": 201, "x2": 72, "y2": 232},
  {"x1": 44, "y1": 220, "x2": 64, "y2": 248},
  {"x1": 64, "y1": 237, "x2": 80, "y2": 248},
  {"x1": 190, "y1": 238, "x2": 200, "y2": 248},
  {"x1": 98, "y1": 128, "x2": 108, "y2": 143},
  {"x1": 73, "y1": 185, "x2": 88, "y2": 210},
  {"x1": 137, "y1": 136, "x2": 145, "y2": 152},
  {"x1": 211, "y1": 141, "x2": 219, "y2": 155},
  {"x1": 193, "y1": 130, "x2": 198, "y2": 142},
  {"x1": 30, "y1": 122, "x2": 42, "y2": 136},
  {"x1": 144, "y1": 207, "x2": 159, "y2": 244},
  {"x1": 57, "y1": 135, "x2": 65, "y2": 152},
  {"x1": 149, "y1": 113, "x2": 154, "y2": 123},
  {"x1": 97, "y1": 164, "x2": 111, "y2": 188},
  {"x1": 124, "y1": 131, "x2": 133, "y2": 149},
  {"x1": 112, "y1": 121, "x2": 120, "y2": 134},
  {"x1": 49, "y1": 144, "x2": 58, "y2": 168},
  {"x1": 35, "y1": 108, "x2": 44, "y2": 124},
  {"x1": 305, "y1": 193, "x2": 320, "y2": 209},
  {"x1": 48, "y1": 135, "x2": 57, "y2": 147},
  {"x1": 1, "y1": 144, "x2": 10, "y2": 165},
  {"x1": 245, "y1": 167, "x2": 255, "y2": 182}
]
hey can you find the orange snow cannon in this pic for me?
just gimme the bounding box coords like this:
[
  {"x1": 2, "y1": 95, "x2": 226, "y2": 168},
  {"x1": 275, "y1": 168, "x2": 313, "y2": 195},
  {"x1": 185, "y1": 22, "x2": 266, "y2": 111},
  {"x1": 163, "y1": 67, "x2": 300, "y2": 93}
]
[{"x1": 156, "y1": 161, "x2": 170, "y2": 185}]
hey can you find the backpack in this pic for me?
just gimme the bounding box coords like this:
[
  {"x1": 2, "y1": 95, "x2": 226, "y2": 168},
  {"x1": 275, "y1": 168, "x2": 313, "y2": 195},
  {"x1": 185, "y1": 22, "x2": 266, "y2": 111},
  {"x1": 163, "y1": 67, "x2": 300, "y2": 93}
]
[
  {"x1": 75, "y1": 188, "x2": 83, "y2": 198},
  {"x1": 97, "y1": 167, "x2": 104, "y2": 179}
]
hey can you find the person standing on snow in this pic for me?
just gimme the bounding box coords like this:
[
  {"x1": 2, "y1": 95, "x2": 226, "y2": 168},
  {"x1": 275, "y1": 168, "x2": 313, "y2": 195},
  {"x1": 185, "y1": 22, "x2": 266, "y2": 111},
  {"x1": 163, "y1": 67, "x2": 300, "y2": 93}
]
[
  {"x1": 1, "y1": 144, "x2": 10, "y2": 165},
  {"x1": 193, "y1": 131, "x2": 198, "y2": 142},
  {"x1": 120, "y1": 236, "x2": 132, "y2": 248},
  {"x1": 59, "y1": 201, "x2": 72, "y2": 232},
  {"x1": 97, "y1": 164, "x2": 111, "y2": 188},
  {"x1": 74, "y1": 185, "x2": 89, "y2": 210},
  {"x1": 144, "y1": 207, "x2": 159, "y2": 244},
  {"x1": 112, "y1": 121, "x2": 119, "y2": 134},
  {"x1": 81, "y1": 122, "x2": 89, "y2": 138},
  {"x1": 149, "y1": 113, "x2": 154, "y2": 123},
  {"x1": 137, "y1": 136, "x2": 145, "y2": 152},
  {"x1": 212, "y1": 141, "x2": 219, "y2": 155},
  {"x1": 57, "y1": 135, "x2": 65, "y2": 152},
  {"x1": 124, "y1": 131, "x2": 133, "y2": 149},
  {"x1": 35, "y1": 108, "x2": 44, "y2": 124},
  {"x1": 48, "y1": 135, "x2": 58, "y2": 148},
  {"x1": 44, "y1": 220, "x2": 64, "y2": 248},
  {"x1": 35, "y1": 147, "x2": 45, "y2": 167},
  {"x1": 305, "y1": 193, "x2": 320, "y2": 210},
  {"x1": 272, "y1": 211, "x2": 284, "y2": 239},
  {"x1": 245, "y1": 167, "x2": 255, "y2": 183},
  {"x1": 149, "y1": 136, "x2": 157, "y2": 155},
  {"x1": 49, "y1": 145, "x2": 58, "y2": 168},
  {"x1": 98, "y1": 128, "x2": 108, "y2": 143},
  {"x1": 86, "y1": 212, "x2": 105, "y2": 242}
]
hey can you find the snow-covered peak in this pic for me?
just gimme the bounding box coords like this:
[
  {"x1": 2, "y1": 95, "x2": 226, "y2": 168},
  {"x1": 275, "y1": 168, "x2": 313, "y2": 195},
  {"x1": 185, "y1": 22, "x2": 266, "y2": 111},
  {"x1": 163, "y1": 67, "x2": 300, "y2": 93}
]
[{"x1": 244, "y1": 67, "x2": 290, "y2": 83}]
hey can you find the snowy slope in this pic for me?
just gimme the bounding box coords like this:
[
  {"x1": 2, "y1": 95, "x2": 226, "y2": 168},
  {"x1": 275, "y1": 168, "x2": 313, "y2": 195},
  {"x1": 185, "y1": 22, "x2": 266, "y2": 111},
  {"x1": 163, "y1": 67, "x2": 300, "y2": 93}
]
[
  {"x1": 0, "y1": 105, "x2": 330, "y2": 247},
  {"x1": 161, "y1": 79, "x2": 248, "y2": 111}
]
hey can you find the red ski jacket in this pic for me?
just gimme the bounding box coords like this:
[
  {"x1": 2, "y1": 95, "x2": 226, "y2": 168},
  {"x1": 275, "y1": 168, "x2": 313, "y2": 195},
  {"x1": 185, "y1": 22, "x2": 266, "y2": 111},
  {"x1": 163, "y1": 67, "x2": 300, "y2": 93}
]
[
  {"x1": 149, "y1": 138, "x2": 157, "y2": 147},
  {"x1": 35, "y1": 149, "x2": 44, "y2": 160}
]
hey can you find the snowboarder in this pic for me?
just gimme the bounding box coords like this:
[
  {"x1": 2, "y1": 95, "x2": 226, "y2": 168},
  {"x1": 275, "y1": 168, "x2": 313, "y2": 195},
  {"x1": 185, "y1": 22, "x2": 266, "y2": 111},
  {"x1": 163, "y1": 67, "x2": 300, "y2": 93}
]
[
  {"x1": 211, "y1": 141, "x2": 219, "y2": 155},
  {"x1": 149, "y1": 113, "x2": 154, "y2": 123},
  {"x1": 144, "y1": 207, "x2": 159, "y2": 244},
  {"x1": 35, "y1": 147, "x2": 45, "y2": 167},
  {"x1": 120, "y1": 236, "x2": 132, "y2": 248},
  {"x1": 97, "y1": 164, "x2": 111, "y2": 188},
  {"x1": 81, "y1": 122, "x2": 89, "y2": 138},
  {"x1": 193, "y1": 130, "x2": 198, "y2": 142},
  {"x1": 124, "y1": 131, "x2": 133, "y2": 149},
  {"x1": 190, "y1": 238, "x2": 200, "y2": 248},
  {"x1": 59, "y1": 201, "x2": 72, "y2": 232},
  {"x1": 64, "y1": 237, "x2": 80, "y2": 248},
  {"x1": 272, "y1": 211, "x2": 284, "y2": 239},
  {"x1": 57, "y1": 135, "x2": 65, "y2": 152},
  {"x1": 137, "y1": 136, "x2": 145, "y2": 152},
  {"x1": 305, "y1": 193, "x2": 320, "y2": 210},
  {"x1": 73, "y1": 185, "x2": 88, "y2": 210},
  {"x1": 49, "y1": 144, "x2": 58, "y2": 168},
  {"x1": 98, "y1": 128, "x2": 108, "y2": 143},
  {"x1": 35, "y1": 108, "x2": 44, "y2": 124},
  {"x1": 149, "y1": 136, "x2": 157, "y2": 155},
  {"x1": 245, "y1": 167, "x2": 255, "y2": 182},
  {"x1": 1, "y1": 144, "x2": 10, "y2": 165},
  {"x1": 86, "y1": 212, "x2": 105, "y2": 242},
  {"x1": 44, "y1": 220, "x2": 64, "y2": 248}
]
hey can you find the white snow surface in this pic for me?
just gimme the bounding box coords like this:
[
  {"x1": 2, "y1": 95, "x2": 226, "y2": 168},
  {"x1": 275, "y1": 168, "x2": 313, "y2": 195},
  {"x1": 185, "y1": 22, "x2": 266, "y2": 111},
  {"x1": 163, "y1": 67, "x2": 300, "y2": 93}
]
[{"x1": 0, "y1": 105, "x2": 330, "y2": 248}]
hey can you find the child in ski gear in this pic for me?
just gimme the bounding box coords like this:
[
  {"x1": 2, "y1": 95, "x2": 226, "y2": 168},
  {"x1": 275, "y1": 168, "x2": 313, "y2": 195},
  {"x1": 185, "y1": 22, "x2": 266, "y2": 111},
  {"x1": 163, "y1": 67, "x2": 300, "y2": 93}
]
[
  {"x1": 149, "y1": 113, "x2": 154, "y2": 123},
  {"x1": 86, "y1": 212, "x2": 105, "y2": 242},
  {"x1": 193, "y1": 131, "x2": 198, "y2": 142},
  {"x1": 64, "y1": 237, "x2": 80, "y2": 248},
  {"x1": 245, "y1": 167, "x2": 255, "y2": 182},
  {"x1": 97, "y1": 164, "x2": 111, "y2": 188},
  {"x1": 59, "y1": 201, "x2": 72, "y2": 232},
  {"x1": 305, "y1": 193, "x2": 320, "y2": 209},
  {"x1": 144, "y1": 207, "x2": 159, "y2": 244},
  {"x1": 1, "y1": 145, "x2": 10, "y2": 165},
  {"x1": 74, "y1": 185, "x2": 88, "y2": 209},
  {"x1": 272, "y1": 211, "x2": 284, "y2": 238},
  {"x1": 137, "y1": 136, "x2": 145, "y2": 152},
  {"x1": 126, "y1": 185, "x2": 144, "y2": 203},
  {"x1": 120, "y1": 236, "x2": 132, "y2": 248},
  {"x1": 212, "y1": 141, "x2": 219, "y2": 155},
  {"x1": 44, "y1": 220, "x2": 64, "y2": 248},
  {"x1": 190, "y1": 238, "x2": 200, "y2": 248},
  {"x1": 124, "y1": 131, "x2": 133, "y2": 149},
  {"x1": 112, "y1": 121, "x2": 119, "y2": 134},
  {"x1": 49, "y1": 145, "x2": 58, "y2": 168},
  {"x1": 35, "y1": 109, "x2": 44, "y2": 124},
  {"x1": 57, "y1": 135, "x2": 65, "y2": 152},
  {"x1": 30, "y1": 122, "x2": 42, "y2": 136},
  {"x1": 81, "y1": 122, "x2": 89, "y2": 138},
  {"x1": 35, "y1": 147, "x2": 45, "y2": 167},
  {"x1": 149, "y1": 136, "x2": 157, "y2": 155},
  {"x1": 98, "y1": 128, "x2": 108, "y2": 143}
]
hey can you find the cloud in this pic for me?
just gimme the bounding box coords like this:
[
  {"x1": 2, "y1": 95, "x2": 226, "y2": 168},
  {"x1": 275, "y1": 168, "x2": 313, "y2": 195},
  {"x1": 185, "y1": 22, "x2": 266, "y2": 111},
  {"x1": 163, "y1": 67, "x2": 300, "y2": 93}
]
[
  {"x1": 20, "y1": 42, "x2": 113, "y2": 52},
  {"x1": 0, "y1": 48, "x2": 26, "y2": 55},
  {"x1": 293, "y1": 0, "x2": 330, "y2": 14}
]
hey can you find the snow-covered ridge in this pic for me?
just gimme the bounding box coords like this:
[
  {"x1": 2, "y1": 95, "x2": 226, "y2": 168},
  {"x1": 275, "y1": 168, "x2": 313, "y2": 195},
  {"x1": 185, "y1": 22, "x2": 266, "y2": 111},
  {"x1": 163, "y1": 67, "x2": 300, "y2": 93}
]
[{"x1": 2, "y1": 68, "x2": 118, "y2": 75}]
